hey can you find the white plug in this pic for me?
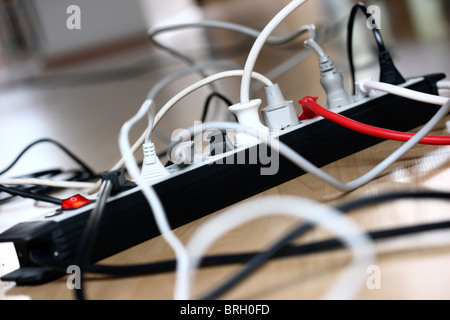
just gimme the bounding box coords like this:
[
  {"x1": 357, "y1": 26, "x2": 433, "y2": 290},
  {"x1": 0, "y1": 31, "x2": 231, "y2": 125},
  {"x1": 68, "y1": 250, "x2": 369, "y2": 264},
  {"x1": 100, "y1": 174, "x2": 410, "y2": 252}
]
[
  {"x1": 356, "y1": 78, "x2": 384, "y2": 99},
  {"x1": 305, "y1": 39, "x2": 353, "y2": 109},
  {"x1": 141, "y1": 142, "x2": 170, "y2": 183},
  {"x1": 229, "y1": 99, "x2": 270, "y2": 147},
  {"x1": 261, "y1": 83, "x2": 299, "y2": 131}
]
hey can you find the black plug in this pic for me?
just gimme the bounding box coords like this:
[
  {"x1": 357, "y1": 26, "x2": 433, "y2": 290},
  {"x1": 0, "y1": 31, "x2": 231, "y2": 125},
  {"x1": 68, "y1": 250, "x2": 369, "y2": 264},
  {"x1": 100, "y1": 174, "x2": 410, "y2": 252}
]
[
  {"x1": 100, "y1": 168, "x2": 136, "y2": 195},
  {"x1": 347, "y1": 2, "x2": 406, "y2": 95},
  {"x1": 378, "y1": 50, "x2": 406, "y2": 86}
]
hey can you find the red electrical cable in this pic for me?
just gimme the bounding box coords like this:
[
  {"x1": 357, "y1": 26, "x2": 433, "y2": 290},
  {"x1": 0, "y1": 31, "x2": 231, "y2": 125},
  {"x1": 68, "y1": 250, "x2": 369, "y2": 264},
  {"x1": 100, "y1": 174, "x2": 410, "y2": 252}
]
[{"x1": 299, "y1": 96, "x2": 450, "y2": 145}]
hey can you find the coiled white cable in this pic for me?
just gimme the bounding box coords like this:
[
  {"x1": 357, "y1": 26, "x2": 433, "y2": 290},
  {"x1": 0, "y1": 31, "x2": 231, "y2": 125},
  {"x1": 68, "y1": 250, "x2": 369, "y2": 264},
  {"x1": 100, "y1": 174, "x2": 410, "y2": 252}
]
[{"x1": 180, "y1": 195, "x2": 375, "y2": 300}]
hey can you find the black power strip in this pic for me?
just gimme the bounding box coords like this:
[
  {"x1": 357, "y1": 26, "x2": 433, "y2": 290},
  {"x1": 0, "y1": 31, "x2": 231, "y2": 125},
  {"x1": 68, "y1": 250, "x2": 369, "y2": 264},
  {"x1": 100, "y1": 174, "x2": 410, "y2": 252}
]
[{"x1": 0, "y1": 73, "x2": 446, "y2": 286}]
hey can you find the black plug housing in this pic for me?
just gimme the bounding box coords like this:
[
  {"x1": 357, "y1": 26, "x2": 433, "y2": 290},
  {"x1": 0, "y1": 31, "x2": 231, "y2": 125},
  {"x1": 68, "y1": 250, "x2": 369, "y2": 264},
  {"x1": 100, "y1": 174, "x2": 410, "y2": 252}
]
[
  {"x1": 100, "y1": 168, "x2": 136, "y2": 195},
  {"x1": 378, "y1": 51, "x2": 406, "y2": 86}
]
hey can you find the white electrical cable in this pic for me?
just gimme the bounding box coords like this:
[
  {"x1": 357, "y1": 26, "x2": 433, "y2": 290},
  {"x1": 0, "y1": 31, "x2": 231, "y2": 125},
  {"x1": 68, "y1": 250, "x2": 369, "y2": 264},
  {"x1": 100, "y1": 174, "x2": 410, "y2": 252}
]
[
  {"x1": 146, "y1": 60, "x2": 240, "y2": 102},
  {"x1": 250, "y1": 21, "x2": 330, "y2": 95},
  {"x1": 0, "y1": 178, "x2": 96, "y2": 190},
  {"x1": 152, "y1": 70, "x2": 274, "y2": 131},
  {"x1": 359, "y1": 79, "x2": 449, "y2": 106},
  {"x1": 118, "y1": 99, "x2": 189, "y2": 300},
  {"x1": 304, "y1": 38, "x2": 328, "y2": 59},
  {"x1": 240, "y1": 0, "x2": 310, "y2": 104},
  {"x1": 180, "y1": 195, "x2": 375, "y2": 300},
  {"x1": 437, "y1": 81, "x2": 450, "y2": 90},
  {"x1": 146, "y1": 60, "x2": 241, "y2": 143},
  {"x1": 169, "y1": 99, "x2": 450, "y2": 192},
  {"x1": 148, "y1": 20, "x2": 316, "y2": 47}
]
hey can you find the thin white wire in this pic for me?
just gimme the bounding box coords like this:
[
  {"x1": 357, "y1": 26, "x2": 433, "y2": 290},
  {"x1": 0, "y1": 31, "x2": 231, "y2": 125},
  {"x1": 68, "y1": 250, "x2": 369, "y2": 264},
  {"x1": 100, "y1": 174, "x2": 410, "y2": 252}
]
[
  {"x1": 360, "y1": 80, "x2": 449, "y2": 106},
  {"x1": 146, "y1": 61, "x2": 240, "y2": 101},
  {"x1": 145, "y1": 60, "x2": 241, "y2": 143},
  {"x1": 240, "y1": 0, "x2": 310, "y2": 103},
  {"x1": 169, "y1": 99, "x2": 450, "y2": 192},
  {"x1": 304, "y1": 38, "x2": 328, "y2": 59},
  {"x1": 118, "y1": 99, "x2": 189, "y2": 300},
  {"x1": 0, "y1": 178, "x2": 96, "y2": 190},
  {"x1": 152, "y1": 70, "x2": 274, "y2": 130},
  {"x1": 180, "y1": 195, "x2": 376, "y2": 300},
  {"x1": 148, "y1": 20, "x2": 317, "y2": 47}
]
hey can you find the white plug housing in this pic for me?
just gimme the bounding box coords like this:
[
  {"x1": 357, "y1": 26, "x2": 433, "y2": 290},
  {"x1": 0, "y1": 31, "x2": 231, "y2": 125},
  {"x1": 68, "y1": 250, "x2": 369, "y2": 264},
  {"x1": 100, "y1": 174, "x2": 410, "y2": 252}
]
[
  {"x1": 261, "y1": 84, "x2": 299, "y2": 131},
  {"x1": 229, "y1": 99, "x2": 270, "y2": 147},
  {"x1": 141, "y1": 142, "x2": 170, "y2": 183},
  {"x1": 319, "y1": 56, "x2": 353, "y2": 109}
]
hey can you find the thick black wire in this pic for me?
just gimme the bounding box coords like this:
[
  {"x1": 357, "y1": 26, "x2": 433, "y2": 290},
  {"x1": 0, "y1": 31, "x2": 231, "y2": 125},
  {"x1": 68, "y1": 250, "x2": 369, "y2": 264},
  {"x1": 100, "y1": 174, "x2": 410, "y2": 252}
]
[
  {"x1": 74, "y1": 179, "x2": 113, "y2": 301},
  {"x1": 28, "y1": 190, "x2": 450, "y2": 300},
  {"x1": 30, "y1": 216, "x2": 450, "y2": 277},
  {"x1": 0, "y1": 185, "x2": 62, "y2": 205},
  {"x1": 199, "y1": 191, "x2": 450, "y2": 300},
  {"x1": 347, "y1": 2, "x2": 386, "y2": 95},
  {"x1": 0, "y1": 169, "x2": 62, "y2": 204}
]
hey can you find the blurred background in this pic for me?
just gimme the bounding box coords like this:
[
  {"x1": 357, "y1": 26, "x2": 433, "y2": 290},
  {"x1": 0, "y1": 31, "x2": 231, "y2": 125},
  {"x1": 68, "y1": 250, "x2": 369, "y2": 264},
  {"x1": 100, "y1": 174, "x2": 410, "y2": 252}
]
[
  {"x1": 0, "y1": 0, "x2": 448, "y2": 70},
  {"x1": 0, "y1": 0, "x2": 449, "y2": 177}
]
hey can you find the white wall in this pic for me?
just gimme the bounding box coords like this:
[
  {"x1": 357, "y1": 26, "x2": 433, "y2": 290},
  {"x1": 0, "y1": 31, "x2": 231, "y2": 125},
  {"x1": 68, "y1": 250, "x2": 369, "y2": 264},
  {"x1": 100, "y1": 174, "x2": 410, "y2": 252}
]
[{"x1": 33, "y1": 0, "x2": 148, "y2": 58}]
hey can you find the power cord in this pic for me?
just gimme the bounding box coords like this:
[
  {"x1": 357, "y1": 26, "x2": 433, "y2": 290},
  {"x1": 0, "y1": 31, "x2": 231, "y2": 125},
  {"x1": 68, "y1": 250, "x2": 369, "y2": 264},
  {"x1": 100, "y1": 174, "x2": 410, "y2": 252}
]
[
  {"x1": 73, "y1": 169, "x2": 129, "y2": 300},
  {"x1": 0, "y1": 138, "x2": 96, "y2": 178},
  {"x1": 304, "y1": 38, "x2": 353, "y2": 109},
  {"x1": 299, "y1": 96, "x2": 450, "y2": 145},
  {"x1": 347, "y1": 2, "x2": 405, "y2": 95}
]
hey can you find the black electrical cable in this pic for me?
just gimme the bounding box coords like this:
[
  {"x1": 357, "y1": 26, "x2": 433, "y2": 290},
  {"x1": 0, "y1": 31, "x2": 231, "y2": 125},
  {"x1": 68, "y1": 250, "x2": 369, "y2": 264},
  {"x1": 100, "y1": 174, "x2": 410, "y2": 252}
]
[
  {"x1": 0, "y1": 184, "x2": 62, "y2": 205},
  {"x1": 0, "y1": 138, "x2": 96, "y2": 177},
  {"x1": 0, "y1": 139, "x2": 99, "y2": 205},
  {"x1": 347, "y1": 2, "x2": 405, "y2": 95},
  {"x1": 201, "y1": 92, "x2": 235, "y2": 123},
  {"x1": 28, "y1": 190, "x2": 450, "y2": 300},
  {"x1": 74, "y1": 178, "x2": 113, "y2": 301},
  {"x1": 199, "y1": 190, "x2": 450, "y2": 300},
  {"x1": 29, "y1": 215, "x2": 450, "y2": 277}
]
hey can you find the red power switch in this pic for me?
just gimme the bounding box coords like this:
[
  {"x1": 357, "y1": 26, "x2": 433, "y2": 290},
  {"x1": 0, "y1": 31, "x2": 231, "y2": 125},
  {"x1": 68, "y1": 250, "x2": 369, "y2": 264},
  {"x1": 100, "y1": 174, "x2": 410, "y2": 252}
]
[{"x1": 61, "y1": 194, "x2": 93, "y2": 210}]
